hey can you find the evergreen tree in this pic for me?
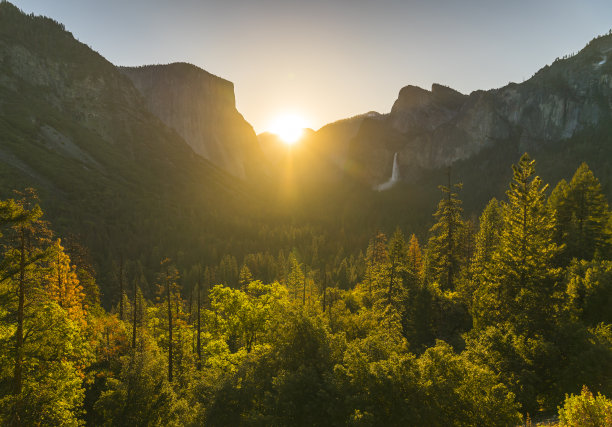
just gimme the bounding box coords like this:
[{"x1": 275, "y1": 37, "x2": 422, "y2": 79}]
[
  {"x1": 427, "y1": 174, "x2": 464, "y2": 290},
  {"x1": 387, "y1": 228, "x2": 407, "y2": 305},
  {"x1": 463, "y1": 199, "x2": 503, "y2": 306},
  {"x1": 238, "y1": 264, "x2": 253, "y2": 291},
  {"x1": 550, "y1": 162, "x2": 611, "y2": 264},
  {"x1": 364, "y1": 232, "x2": 389, "y2": 302},
  {"x1": 0, "y1": 193, "x2": 89, "y2": 425},
  {"x1": 287, "y1": 251, "x2": 304, "y2": 302},
  {"x1": 474, "y1": 154, "x2": 561, "y2": 333},
  {"x1": 473, "y1": 198, "x2": 503, "y2": 273}
]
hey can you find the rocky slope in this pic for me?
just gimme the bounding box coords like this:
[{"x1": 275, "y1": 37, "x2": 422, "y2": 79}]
[
  {"x1": 0, "y1": 2, "x2": 256, "y2": 301},
  {"x1": 121, "y1": 64, "x2": 265, "y2": 178},
  {"x1": 348, "y1": 34, "x2": 612, "y2": 186}
]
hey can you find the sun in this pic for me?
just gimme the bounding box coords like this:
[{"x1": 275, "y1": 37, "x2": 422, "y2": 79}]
[{"x1": 269, "y1": 114, "x2": 308, "y2": 145}]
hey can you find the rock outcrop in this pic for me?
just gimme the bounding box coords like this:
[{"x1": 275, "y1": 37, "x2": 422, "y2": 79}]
[
  {"x1": 121, "y1": 63, "x2": 265, "y2": 178},
  {"x1": 348, "y1": 33, "x2": 612, "y2": 186}
]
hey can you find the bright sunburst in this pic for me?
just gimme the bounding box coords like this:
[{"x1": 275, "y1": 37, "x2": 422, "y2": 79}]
[{"x1": 269, "y1": 114, "x2": 308, "y2": 145}]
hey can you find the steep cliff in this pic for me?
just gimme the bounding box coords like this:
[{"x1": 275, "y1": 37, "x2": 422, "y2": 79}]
[
  {"x1": 0, "y1": 2, "x2": 253, "y2": 302},
  {"x1": 121, "y1": 63, "x2": 265, "y2": 178},
  {"x1": 348, "y1": 33, "x2": 612, "y2": 186}
]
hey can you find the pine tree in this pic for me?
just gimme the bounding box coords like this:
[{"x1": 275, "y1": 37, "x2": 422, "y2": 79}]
[
  {"x1": 474, "y1": 154, "x2": 561, "y2": 333},
  {"x1": 0, "y1": 192, "x2": 87, "y2": 425},
  {"x1": 406, "y1": 234, "x2": 423, "y2": 285},
  {"x1": 427, "y1": 172, "x2": 464, "y2": 290},
  {"x1": 0, "y1": 192, "x2": 49, "y2": 412},
  {"x1": 157, "y1": 259, "x2": 180, "y2": 383},
  {"x1": 239, "y1": 264, "x2": 253, "y2": 291},
  {"x1": 549, "y1": 162, "x2": 611, "y2": 264},
  {"x1": 286, "y1": 251, "x2": 304, "y2": 301},
  {"x1": 387, "y1": 228, "x2": 407, "y2": 305},
  {"x1": 364, "y1": 232, "x2": 389, "y2": 302},
  {"x1": 473, "y1": 198, "x2": 503, "y2": 273}
]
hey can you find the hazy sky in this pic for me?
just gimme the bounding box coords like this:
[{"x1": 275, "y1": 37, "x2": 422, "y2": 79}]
[{"x1": 10, "y1": 0, "x2": 612, "y2": 133}]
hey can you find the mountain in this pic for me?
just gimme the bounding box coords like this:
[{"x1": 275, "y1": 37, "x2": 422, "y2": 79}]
[
  {"x1": 0, "y1": 2, "x2": 265, "y2": 302},
  {"x1": 2, "y1": 0, "x2": 611, "y2": 304},
  {"x1": 257, "y1": 112, "x2": 382, "y2": 185},
  {"x1": 347, "y1": 35, "x2": 612, "y2": 190},
  {"x1": 121, "y1": 64, "x2": 266, "y2": 178}
]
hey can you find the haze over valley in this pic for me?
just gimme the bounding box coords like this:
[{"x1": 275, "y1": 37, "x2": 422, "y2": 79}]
[{"x1": 0, "y1": 2, "x2": 611, "y2": 425}]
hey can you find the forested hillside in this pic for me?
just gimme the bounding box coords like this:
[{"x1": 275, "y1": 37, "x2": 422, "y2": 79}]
[{"x1": 1, "y1": 155, "x2": 611, "y2": 425}]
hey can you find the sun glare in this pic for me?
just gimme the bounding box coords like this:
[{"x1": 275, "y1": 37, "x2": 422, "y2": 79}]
[{"x1": 269, "y1": 114, "x2": 308, "y2": 145}]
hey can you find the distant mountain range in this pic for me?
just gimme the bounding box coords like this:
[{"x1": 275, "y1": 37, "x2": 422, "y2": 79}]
[
  {"x1": 1, "y1": 1, "x2": 610, "y2": 299},
  {"x1": 347, "y1": 35, "x2": 612, "y2": 188},
  {"x1": 252, "y1": 33, "x2": 611, "y2": 205},
  {"x1": 0, "y1": 2, "x2": 265, "y2": 301}
]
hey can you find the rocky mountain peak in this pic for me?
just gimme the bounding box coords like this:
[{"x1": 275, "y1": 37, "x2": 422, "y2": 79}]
[
  {"x1": 348, "y1": 30, "x2": 612, "y2": 187},
  {"x1": 121, "y1": 63, "x2": 265, "y2": 179},
  {"x1": 391, "y1": 85, "x2": 433, "y2": 113},
  {"x1": 431, "y1": 83, "x2": 467, "y2": 109}
]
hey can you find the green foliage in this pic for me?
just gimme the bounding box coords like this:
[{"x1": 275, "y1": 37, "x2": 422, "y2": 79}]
[
  {"x1": 550, "y1": 163, "x2": 611, "y2": 264},
  {"x1": 94, "y1": 337, "x2": 191, "y2": 426},
  {"x1": 565, "y1": 259, "x2": 612, "y2": 325},
  {"x1": 558, "y1": 385, "x2": 612, "y2": 427},
  {"x1": 427, "y1": 180, "x2": 465, "y2": 291},
  {"x1": 0, "y1": 302, "x2": 87, "y2": 426},
  {"x1": 0, "y1": 153, "x2": 611, "y2": 425},
  {"x1": 473, "y1": 153, "x2": 561, "y2": 333}
]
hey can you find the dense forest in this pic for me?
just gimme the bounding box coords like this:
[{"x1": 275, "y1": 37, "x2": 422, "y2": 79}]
[{"x1": 1, "y1": 153, "x2": 611, "y2": 426}]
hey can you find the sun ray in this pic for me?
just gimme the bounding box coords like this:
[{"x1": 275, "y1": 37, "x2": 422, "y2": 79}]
[{"x1": 269, "y1": 113, "x2": 308, "y2": 145}]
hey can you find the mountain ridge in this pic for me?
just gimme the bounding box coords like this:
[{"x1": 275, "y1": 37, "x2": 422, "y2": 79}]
[
  {"x1": 120, "y1": 63, "x2": 266, "y2": 178},
  {"x1": 344, "y1": 32, "x2": 612, "y2": 187}
]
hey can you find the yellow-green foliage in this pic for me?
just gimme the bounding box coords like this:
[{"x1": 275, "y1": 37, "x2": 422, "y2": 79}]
[{"x1": 558, "y1": 386, "x2": 612, "y2": 426}]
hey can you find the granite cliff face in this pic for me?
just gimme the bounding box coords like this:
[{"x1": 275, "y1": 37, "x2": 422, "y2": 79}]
[
  {"x1": 348, "y1": 33, "x2": 612, "y2": 186},
  {"x1": 0, "y1": 2, "x2": 252, "y2": 301},
  {"x1": 121, "y1": 64, "x2": 265, "y2": 178}
]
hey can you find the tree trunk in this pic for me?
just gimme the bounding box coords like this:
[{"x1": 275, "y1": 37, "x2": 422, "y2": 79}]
[
  {"x1": 132, "y1": 281, "x2": 137, "y2": 349},
  {"x1": 167, "y1": 269, "x2": 173, "y2": 382},
  {"x1": 12, "y1": 226, "x2": 26, "y2": 426},
  {"x1": 119, "y1": 255, "x2": 124, "y2": 321},
  {"x1": 197, "y1": 272, "x2": 202, "y2": 370}
]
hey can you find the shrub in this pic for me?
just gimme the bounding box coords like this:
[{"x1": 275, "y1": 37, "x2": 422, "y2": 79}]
[{"x1": 558, "y1": 385, "x2": 612, "y2": 426}]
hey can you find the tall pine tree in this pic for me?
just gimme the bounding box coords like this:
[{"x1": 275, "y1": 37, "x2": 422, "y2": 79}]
[
  {"x1": 473, "y1": 154, "x2": 561, "y2": 333},
  {"x1": 549, "y1": 162, "x2": 611, "y2": 264},
  {"x1": 427, "y1": 172, "x2": 464, "y2": 291}
]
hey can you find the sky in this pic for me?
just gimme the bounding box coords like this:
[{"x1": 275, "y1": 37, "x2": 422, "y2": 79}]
[{"x1": 10, "y1": 0, "x2": 612, "y2": 133}]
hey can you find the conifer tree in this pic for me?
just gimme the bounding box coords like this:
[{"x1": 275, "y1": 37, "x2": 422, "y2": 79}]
[
  {"x1": 474, "y1": 154, "x2": 561, "y2": 333},
  {"x1": 364, "y1": 232, "x2": 389, "y2": 301},
  {"x1": 196, "y1": 265, "x2": 202, "y2": 370},
  {"x1": 406, "y1": 234, "x2": 423, "y2": 285},
  {"x1": 427, "y1": 172, "x2": 464, "y2": 290},
  {"x1": 158, "y1": 259, "x2": 179, "y2": 382},
  {"x1": 287, "y1": 251, "x2": 304, "y2": 301},
  {"x1": 0, "y1": 192, "x2": 48, "y2": 410},
  {"x1": 0, "y1": 192, "x2": 88, "y2": 425},
  {"x1": 387, "y1": 228, "x2": 407, "y2": 305},
  {"x1": 239, "y1": 264, "x2": 253, "y2": 291},
  {"x1": 549, "y1": 162, "x2": 611, "y2": 264},
  {"x1": 473, "y1": 198, "x2": 503, "y2": 273}
]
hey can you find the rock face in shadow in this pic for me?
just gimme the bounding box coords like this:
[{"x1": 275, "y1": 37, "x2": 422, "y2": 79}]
[
  {"x1": 0, "y1": 2, "x2": 255, "y2": 303},
  {"x1": 348, "y1": 34, "x2": 612, "y2": 186},
  {"x1": 121, "y1": 63, "x2": 265, "y2": 178}
]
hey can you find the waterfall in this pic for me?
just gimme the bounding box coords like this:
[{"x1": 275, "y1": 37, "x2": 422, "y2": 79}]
[
  {"x1": 390, "y1": 152, "x2": 399, "y2": 182},
  {"x1": 376, "y1": 152, "x2": 400, "y2": 191}
]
